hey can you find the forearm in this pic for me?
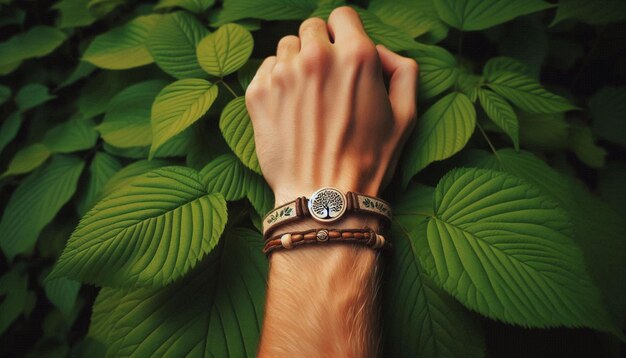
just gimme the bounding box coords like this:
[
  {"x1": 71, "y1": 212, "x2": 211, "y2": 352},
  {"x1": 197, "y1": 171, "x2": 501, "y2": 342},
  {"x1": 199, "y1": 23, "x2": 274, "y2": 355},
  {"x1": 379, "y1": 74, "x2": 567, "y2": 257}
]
[
  {"x1": 257, "y1": 216, "x2": 383, "y2": 357},
  {"x1": 248, "y1": 6, "x2": 418, "y2": 356}
]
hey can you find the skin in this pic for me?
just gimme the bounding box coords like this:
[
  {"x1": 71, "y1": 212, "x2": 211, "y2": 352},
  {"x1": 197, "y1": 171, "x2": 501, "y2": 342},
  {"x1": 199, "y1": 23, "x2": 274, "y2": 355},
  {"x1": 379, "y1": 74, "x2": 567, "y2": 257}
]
[{"x1": 245, "y1": 6, "x2": 419, "y2": 357}]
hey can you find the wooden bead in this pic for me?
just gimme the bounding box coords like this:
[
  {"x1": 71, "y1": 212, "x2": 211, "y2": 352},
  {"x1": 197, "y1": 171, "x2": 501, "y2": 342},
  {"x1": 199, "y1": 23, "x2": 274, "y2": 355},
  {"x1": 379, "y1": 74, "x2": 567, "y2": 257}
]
[
  {"x1": 281, "y1": 233, "x2": 293, "y2": 249},
  {"x1": 373, "y1": 234, "x2": 385, "y2": 249}
]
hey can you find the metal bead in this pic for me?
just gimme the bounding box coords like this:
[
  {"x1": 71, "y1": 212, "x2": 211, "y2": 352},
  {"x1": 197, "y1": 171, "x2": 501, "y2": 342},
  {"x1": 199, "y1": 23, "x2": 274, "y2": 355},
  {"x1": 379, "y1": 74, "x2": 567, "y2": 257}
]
[
  {"x1": 281, "y1": 233, "x2": 293, "y2": 249},
  {"x1": 316, "y1": 229, "x2": 329, "y2": 242}
]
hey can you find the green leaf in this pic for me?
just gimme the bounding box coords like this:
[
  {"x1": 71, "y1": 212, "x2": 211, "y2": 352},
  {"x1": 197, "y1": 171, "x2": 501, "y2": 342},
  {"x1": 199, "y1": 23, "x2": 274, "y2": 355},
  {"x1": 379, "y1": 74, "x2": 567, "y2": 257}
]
[
  {"x1": 456, "y1": 70, "x2": 481, "y2": 102},
  {"x1": 83, "y1": 14, "x2": 162, "y2": 70},
  {"x1": 237, "y1": 59, "x2": 262, "y2": 90},
  {"x1": 494, "y1": 16, "x2": 547, "y2": 79},
  {"x1": 98, "y1": 159, "x2": 169, "y2": 201},
  {"x1": 199, "y1": 152, "x2": 274, "y2": 215},
  {"x1": 598, "y1": 162, "x2": 626, "y2": 218},
  {"x1": 383, "y1": 184, "x2": 485, "y2": 358},
  {"x1": 44, "y1": 277, "x2": 81, "y2": 319},
  {"x1": 487, "y1": 71, "x2": 577, "y2": 114},
  {"x1": 468, "y1": 149, "x2": 626, "y2": 335},
  {"x1": 200, "y1": 153, "x2": 248, "y2": 200},
  {"x1": 16, "y1": 84, "x2": 55, "y2": 111},
  {"x1": 43, "y1": 117, "x2": 99, "y2": 153},
  {"x1": 0, "y1": 155, "x2": 85, "y2": 260},
  {"x1": 419, "y1": 167, "x2": 617, "y2": 333},
  {"x1": 76, "y1": 152, "x2": 122, "y2": 215},
  {"x1": 589, "y1": 86, "x2": 626, "y2": 147},
  {"x1": 197, "y1": 23, "x2": 254, "y2": 77},
  {"x1": 219, "y1": 96, "x2": 261, "y2": 174},
  {"x1": 478, "y1": 89, "x2": 519, "y2": 150},
  {"x1": 483, "y1": 56, "x2": 532, "y2": 79},
  {"x1": 552, "y1": 0, "x2": 626, "y2": 26},
  {"x1": 216, "y1": 0, "x2": 317, "y2": 23},
  {"x1": 58, "y1": 61, "x2": 96, "y2": 89},
  {"x1": 155, "y1": 0, "x2": 215, "y2": 13},
  {"x1": 0, "y1": 270, "x2": 29, "y2": 335},
  {"x1": 0, "y1": 85, "x2": 10, "y2": 106},
  {"x1": 368, "y1": 0, "x2": 448, "y2": 39},
  {"x1": 87, "y1": 228, "x2": 267, "y2": 356},
  {"x1": 434, "y1": 0, "x2": 553, "y2": 31},
  {"x1": 518, "y1": 112, "x2": 569, "y2": 150},
  {"x1": 349, "y1": 6, "x2": 417, "y2": 52},
  {"x1": 245, "y1": 172, "x2": 274, "y2": 217},
  {"x1": 103, "y1": 130, "x2": 191, "y2": 159},
  {"x1": 147, "y1": 12, "x2": 209, "y2": 79},
  {"x1": 406, "y1": 43, "x2": 459, "y2": 99},
  {"x1": 150, "y1": 79, "x2": 218, "y2": 156},
  {"x1": 0, "y1": 26, "x2": 67, "y2": 71},
  {"x1": 0, "y1": 7, "x2": 25, "y2": 27},
  {"x1": 77, "y1": 72, "x2": 131, "y2": 118},
  {"x1": 87, "y1": 0, "x2": 125, "y2": 13},
  {"x1": 0, "y1": 112, "x2": 22, "y2": 156},
  {"x1": 402, "y1": 92, "x2": 475, "y2": 187},
  {"x1": 2, "y1": 143, "x2": 51, "y2": 178},
  {"x1": 98, "y1": 80, "x2": 167, "y2": 148},
  {"x1": 53, "y1": 0, "x2": 112, "y2": 28},
  {"x1": 50, "y1": 166, "x2": 228, "y2": 288},
  {"x1": 567, "y1": 121, "x2": 606, "y2": 168}
]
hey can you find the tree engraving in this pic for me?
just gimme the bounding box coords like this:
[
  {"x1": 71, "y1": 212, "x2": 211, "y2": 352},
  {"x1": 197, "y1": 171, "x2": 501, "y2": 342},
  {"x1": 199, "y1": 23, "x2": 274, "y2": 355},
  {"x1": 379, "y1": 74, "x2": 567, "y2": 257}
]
[{"x1": 311, "y1": 190, "x2": 344, "y2": 219}]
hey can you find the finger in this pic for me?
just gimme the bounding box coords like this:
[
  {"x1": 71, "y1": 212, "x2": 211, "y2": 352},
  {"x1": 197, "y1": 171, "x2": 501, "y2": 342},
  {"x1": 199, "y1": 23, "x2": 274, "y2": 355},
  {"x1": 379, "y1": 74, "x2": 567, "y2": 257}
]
[
  {"x1": 299, "y1": 17, "x2": 331, "y2": 47},
  {"x1": 327, "y1": 6, "x2": 367, "y2": 44},
  {"x1": 376, "y1": 44, "x2": 418, "y2": 124},
  {"x1": 276, "y1": 35, "x2": 301, "y2": 62}
]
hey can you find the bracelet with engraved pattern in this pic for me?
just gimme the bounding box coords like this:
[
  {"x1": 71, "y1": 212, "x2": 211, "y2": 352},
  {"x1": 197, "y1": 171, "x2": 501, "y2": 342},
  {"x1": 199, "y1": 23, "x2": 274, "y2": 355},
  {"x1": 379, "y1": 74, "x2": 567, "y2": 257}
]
[{"x1": 262, "y1": 187, "x2": 392, "y2": 242}]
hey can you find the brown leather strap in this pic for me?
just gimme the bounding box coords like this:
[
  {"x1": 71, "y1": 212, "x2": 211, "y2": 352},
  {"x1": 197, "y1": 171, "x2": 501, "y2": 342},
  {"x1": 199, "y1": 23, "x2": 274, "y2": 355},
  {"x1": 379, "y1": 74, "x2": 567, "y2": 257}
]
[
  {"x1": 262, "y1": 227, "x2": 392, "y2": 256},
  {"x1": 262, "y1": 190, "x2": 392, "y2": 241}
]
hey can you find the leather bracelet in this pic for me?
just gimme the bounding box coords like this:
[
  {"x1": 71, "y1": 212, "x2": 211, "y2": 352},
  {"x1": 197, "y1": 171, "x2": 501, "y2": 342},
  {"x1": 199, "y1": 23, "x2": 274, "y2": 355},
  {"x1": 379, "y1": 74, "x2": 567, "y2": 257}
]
[
  {"x1": 262, "y1": 187, "x2": 392, "y2": 241},
  {"x1": 262, "y1": 227, "x2": 392, "y2": 256}
]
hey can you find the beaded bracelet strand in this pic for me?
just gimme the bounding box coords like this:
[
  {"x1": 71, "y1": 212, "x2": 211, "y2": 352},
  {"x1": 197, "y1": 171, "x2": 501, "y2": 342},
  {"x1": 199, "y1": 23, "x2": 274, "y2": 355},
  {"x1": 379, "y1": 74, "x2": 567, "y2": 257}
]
[{"x1": 262, "y1": 227, "x2": 391, "y2": 256}]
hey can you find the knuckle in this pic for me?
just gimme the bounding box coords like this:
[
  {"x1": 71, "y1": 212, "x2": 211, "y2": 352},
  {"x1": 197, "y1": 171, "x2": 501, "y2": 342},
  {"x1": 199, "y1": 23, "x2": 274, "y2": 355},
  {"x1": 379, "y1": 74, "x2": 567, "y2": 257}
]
[
  {"x1": 299, "y1": 44, "x2": 330, "y2": 73},
  {"x1": 345, "y1": 39, "x2": 377, "y2": 63},
  {"x1": 270, "y1": 62, "x2": 294, "y2": 85},
  {"x1": 277, "y1": 35, "x2": 299, "y2": 51},
  {"x1": 360, "y1": 151, "x2": 378, "y2": 170},
  {"x1": 403, "y1": 57, "x2": 419, "y2": 74},
  {"x1": 300, "y1": 17, "x2": 326, "y2": 34},
  {"x1": 245, "y1": 82, "x2": 266, "y2": 103},
  {"x1": 329, "y1": 6, "x2": 358, "y2": 21}
]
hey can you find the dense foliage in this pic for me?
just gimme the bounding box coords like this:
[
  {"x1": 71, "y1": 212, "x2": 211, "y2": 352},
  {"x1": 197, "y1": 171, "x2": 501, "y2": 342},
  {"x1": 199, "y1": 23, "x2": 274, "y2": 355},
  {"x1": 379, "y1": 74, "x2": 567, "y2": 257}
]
[{"x1": 1, "y1": 0, "x2": 625, "y2": 356}]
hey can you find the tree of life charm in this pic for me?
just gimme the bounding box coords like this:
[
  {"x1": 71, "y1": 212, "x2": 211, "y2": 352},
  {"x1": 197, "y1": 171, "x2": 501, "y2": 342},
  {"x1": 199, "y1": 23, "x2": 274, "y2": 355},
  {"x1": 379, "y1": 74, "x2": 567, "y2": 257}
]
[{"x1": 308, "y1": 187, "x2": 347, "y2": 223}]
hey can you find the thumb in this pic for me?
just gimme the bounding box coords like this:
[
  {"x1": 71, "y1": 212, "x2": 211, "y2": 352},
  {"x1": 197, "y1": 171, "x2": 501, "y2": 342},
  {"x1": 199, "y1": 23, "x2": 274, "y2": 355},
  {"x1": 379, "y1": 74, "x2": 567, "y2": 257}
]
[{"x1": 376, "y1": 44, "x2": 418, "y2": 125}]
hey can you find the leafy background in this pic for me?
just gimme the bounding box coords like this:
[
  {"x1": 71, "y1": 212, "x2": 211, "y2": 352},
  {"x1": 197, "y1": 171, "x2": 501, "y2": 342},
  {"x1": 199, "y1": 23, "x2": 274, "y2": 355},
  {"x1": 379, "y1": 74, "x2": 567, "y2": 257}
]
[{"x1": 0, "y1": 0, "x2": 625, "y2": 357}]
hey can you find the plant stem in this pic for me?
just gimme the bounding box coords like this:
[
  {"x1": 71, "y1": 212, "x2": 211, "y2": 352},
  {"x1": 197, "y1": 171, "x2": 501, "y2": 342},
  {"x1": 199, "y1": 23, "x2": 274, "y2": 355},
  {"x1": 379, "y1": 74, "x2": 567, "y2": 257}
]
[
  {"x1": 219, "y1": 79, "x2": 239, "y2": 98},
  {"x1": 476, "y1": 121, "x2": 499, "y2": 157}
]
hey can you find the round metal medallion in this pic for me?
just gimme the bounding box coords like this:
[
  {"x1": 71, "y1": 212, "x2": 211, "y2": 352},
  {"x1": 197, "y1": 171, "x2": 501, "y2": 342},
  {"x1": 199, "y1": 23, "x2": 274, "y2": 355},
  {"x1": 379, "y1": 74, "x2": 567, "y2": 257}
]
[{"x1": 308, "y1": 187, "x2": 347, "y2": 223}]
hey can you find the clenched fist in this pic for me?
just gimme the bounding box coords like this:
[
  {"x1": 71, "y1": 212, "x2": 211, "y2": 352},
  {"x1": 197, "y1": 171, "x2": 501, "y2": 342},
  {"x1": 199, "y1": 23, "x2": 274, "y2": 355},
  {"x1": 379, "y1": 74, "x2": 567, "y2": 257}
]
[{"x1": 245, "y1": 6, "x2": 418, "y2": 206}]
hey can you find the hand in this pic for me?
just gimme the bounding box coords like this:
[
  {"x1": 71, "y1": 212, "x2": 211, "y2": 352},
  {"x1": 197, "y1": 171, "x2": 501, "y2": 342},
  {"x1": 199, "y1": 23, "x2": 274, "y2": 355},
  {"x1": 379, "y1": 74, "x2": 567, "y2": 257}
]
[{"x1": 245, "y1": 6, "x2": 419, "y2": 207}]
